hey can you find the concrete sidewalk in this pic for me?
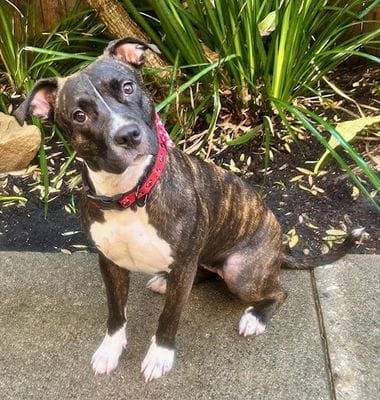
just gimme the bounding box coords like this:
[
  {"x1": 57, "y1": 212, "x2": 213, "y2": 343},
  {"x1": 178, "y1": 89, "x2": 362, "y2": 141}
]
[{"x1": 0, "y1": 252, "x2": 378, "y2": 400}]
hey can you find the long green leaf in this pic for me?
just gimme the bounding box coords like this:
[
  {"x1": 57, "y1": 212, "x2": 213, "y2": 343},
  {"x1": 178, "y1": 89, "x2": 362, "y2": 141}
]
[
  {"x1": 272, "y1": 99, "x2": 380, "y2": 210},
  {"x1": 24, "y1": 46, "x2": 95, "y2": 62},
  {"x1": 226, "y1": 125, "x2": 263, "y2": 146},
  {"x1": 156, "y1": 55, "x2": 237, "y2": 112}
]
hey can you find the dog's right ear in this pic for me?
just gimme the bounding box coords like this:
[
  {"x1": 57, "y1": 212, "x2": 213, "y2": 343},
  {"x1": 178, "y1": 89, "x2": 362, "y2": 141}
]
[
  {"x1": 13, "y1": 78, "x2": 58, "y2": 125},
  {"x1": 103, "y1": 37, "x2": 160, "y2": 69}
]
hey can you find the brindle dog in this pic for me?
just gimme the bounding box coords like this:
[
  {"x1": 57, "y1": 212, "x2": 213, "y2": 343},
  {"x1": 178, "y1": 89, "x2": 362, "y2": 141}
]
[{"x1": 14, "y1": 37, "x2": 362, "y2": 382}]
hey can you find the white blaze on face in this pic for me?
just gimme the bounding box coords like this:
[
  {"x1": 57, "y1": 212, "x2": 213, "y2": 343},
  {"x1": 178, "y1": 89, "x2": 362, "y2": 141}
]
[{"x1": 85, "y1": 75, "x2": 114, "y2": 114}]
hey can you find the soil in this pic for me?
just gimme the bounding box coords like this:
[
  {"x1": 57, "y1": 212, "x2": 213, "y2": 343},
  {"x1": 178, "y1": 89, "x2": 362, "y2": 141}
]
[{"x1": 0, "y1": 65, "x2": 379, "y2": 255}]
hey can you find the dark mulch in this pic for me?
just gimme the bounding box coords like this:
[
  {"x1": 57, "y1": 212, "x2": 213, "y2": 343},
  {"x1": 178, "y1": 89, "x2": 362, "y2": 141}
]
[
  {"x1": 0, "y1": 65, "x2": 379, "y2": 255},
  {"x1": 218, "y1": 137, "x2": 379, "y2": 256}
]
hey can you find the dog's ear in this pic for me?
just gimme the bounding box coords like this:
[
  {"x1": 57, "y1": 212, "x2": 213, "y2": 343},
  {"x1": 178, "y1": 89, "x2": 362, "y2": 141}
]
[
  {"x1": 104, "y1": 37, "x2": 160, "y2": 68},
  {"x1": 13, "y1": 78, "x2": 58, "y2": 125}
]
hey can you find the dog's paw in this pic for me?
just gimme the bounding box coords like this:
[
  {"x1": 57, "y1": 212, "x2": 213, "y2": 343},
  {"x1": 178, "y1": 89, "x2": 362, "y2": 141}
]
[
  {"x1": 239, "y1": 307, "x2": 266, "y2": 337},
  {"x1": 91, "y1": 325, "x2": 127, "y2": 375},
  {"x1": 146, "y1": 274, "x2": 167, "y2": 295},
  {"x1": 141, "y1": 336, "x2": 174, "y2": 382}
]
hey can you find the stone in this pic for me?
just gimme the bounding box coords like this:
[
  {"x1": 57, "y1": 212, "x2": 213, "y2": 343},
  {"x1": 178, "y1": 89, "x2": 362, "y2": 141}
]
[{"x1": 0, "y1": 112, "x2": 41, "y2": 173}]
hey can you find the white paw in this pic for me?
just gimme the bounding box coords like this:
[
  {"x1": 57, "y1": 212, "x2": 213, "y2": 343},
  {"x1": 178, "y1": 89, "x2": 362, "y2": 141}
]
[
  {"x1": 91, "y1": 324, "x2": 127, "y2": 375},
  {"x1": 146, "y1": 274, "x2": 167, "y2": 294},
  {"x1": 239, "y1": 307, "x2": 266, "y2": 337},
  {"x1": 141, "y1": 336, "x2": 175, "y2": 382}
]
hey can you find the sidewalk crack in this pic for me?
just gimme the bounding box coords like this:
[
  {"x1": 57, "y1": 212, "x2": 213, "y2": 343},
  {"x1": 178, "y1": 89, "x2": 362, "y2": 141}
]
[{"x1": 310, "y1": 269, "x2": 337, "y2": 400}]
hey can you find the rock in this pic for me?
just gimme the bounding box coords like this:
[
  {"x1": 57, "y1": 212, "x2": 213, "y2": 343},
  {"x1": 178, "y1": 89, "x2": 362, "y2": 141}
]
[{"x1": 0, "y1": 112, "x2": 41, "y2": 173}]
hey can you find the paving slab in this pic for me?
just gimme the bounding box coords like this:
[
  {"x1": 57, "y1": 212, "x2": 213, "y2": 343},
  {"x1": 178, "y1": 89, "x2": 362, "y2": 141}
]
[
  {"x1": 0, "y1": 252, "x2": 330, "y2": 400},
  {"x1": 314, "y1": 255, "x2": 380, "y2": 400}
]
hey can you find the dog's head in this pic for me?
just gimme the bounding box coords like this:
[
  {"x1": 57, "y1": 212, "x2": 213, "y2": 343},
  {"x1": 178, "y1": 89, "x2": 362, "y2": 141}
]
[{"x1": 14, "y1": 38, "x2": 160, "y2": 174}]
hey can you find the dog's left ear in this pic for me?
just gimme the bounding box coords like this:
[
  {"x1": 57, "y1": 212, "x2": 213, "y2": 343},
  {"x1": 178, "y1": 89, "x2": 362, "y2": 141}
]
[{"x1": 104, "y1": 37, "x2": 160, "y2": 68}]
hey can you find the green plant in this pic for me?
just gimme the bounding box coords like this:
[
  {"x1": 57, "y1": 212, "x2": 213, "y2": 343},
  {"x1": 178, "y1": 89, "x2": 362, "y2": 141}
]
[
  {"x1": 122, "y1": 0, "x2": 380, "y2": 208},
  {"x1": 272, "y1": 99, "x2": 380, "y2": 210},
  {"x1": 0, "y1": 0, "x2": 109, "y2": 215},
  {"x1": 2, "y1": 0, "x2": 379, "y2": 212},
  {"x1": 0, "y1": 0, "x2": 29, "y2": 92},
  {"x1": 124, "y1": 0, "x2": 379, "y2": 107},
  {"x1": 0, "y1": 0, "x2": 107, "y2": 94}
]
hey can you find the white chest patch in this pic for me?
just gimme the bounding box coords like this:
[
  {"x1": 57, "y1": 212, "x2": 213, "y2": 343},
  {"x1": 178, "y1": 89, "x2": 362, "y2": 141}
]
[{"x1": 90, "y1": 207, "x2": 173, "y2": 274}]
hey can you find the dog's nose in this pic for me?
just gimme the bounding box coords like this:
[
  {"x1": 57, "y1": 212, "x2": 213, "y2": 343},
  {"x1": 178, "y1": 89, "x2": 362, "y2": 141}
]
[{"x1": 114, "y1": 124, "x2": 142, "y2": 148}]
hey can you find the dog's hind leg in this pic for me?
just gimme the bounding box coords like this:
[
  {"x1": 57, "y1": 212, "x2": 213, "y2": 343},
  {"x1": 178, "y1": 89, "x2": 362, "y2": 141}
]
[
  {"x1": 222, "y1": 212, "x2": 287, "y2": 336},
  {"x1": 223, "y1": 252, "x2": 287, "y2": 336},
  {"x1": 237, "y1": 291, "x2": 287, "y2": 336},
  {"x1": 146, "y1": 272, "x2": 168, "y2": 294},
  {"x1": 91, "y1": 253, "x2": 129, "y2": 375}
]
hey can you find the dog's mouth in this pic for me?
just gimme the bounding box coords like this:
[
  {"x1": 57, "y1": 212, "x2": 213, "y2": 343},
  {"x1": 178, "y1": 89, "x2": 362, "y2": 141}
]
[
  {"x1": 110, "y1": 124, "x2": 158, "y2": 161},
  {"x1": 99, "y1": 139, "x2": 154, "y2": 174},
  {"x1": 73, "y1": 120, "x2": 159, "y2": 174}
]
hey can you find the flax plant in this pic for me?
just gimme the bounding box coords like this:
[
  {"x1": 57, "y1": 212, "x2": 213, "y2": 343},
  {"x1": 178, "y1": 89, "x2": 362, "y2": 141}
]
[
  {"x1": 122, "y1": 0, "x2": 380, "y2": 208},
  {"x1": 0, "y1": 0, "x2": 106, "y2": 95},
  {"x1": 124, "y1": 0, "x2": 379, "y2": 107},
  {"x1": 0, "y1": 0, "x2": 108, "y2": 214}
]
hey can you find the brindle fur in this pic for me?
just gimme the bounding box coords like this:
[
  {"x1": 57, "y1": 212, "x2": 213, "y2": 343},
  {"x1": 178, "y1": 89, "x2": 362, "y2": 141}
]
[{"x1": 79, "y1": 146, "x2": 286, "y2": 347}]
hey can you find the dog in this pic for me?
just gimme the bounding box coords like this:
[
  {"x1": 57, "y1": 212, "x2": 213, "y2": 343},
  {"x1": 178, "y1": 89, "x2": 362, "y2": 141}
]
[{"x1": 14, "y1": 37, "x2": 363, "y2": 382}]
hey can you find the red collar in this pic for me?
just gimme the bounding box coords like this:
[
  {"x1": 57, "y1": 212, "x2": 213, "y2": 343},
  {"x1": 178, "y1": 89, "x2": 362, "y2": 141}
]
[{"x1": 83, "y1": 113, "x2": 174, "y2": 210}]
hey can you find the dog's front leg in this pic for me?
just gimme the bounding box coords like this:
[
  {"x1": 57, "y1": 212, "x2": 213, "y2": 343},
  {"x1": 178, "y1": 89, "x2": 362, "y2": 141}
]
[
  {"x1": 92, "y1": 253, "x2": 129, "y2": 375},
  {"x1": 141, "y1": 261, "x2": 198, "y2": 382}
]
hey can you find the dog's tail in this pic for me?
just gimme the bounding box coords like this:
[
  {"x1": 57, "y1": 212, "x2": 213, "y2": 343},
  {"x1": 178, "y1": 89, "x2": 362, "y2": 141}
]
[{"x1": 281, "y1": 227, "x2": 365, "y2": 270}]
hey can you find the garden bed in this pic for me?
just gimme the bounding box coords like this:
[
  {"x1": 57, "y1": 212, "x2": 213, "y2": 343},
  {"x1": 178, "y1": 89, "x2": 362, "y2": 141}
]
[{"x1": 0, "y1": 65, "x2": 379, "y2": 255}]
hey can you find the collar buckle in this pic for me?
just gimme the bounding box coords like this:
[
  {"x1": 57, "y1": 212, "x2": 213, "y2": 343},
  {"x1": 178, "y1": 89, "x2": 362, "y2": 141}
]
[{"x1": 136, "y1": 194, "x2": 148, "y2": 208}]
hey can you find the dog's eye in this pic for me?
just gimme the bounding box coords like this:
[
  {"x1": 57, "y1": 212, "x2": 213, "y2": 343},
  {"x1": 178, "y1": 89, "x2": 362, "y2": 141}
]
[
  {"x1": 122, "y1": 82, "x2": 134, "y2": 95},
  {"x1": 73, "y1": 109, "x2": 87, "y2": 123}
]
